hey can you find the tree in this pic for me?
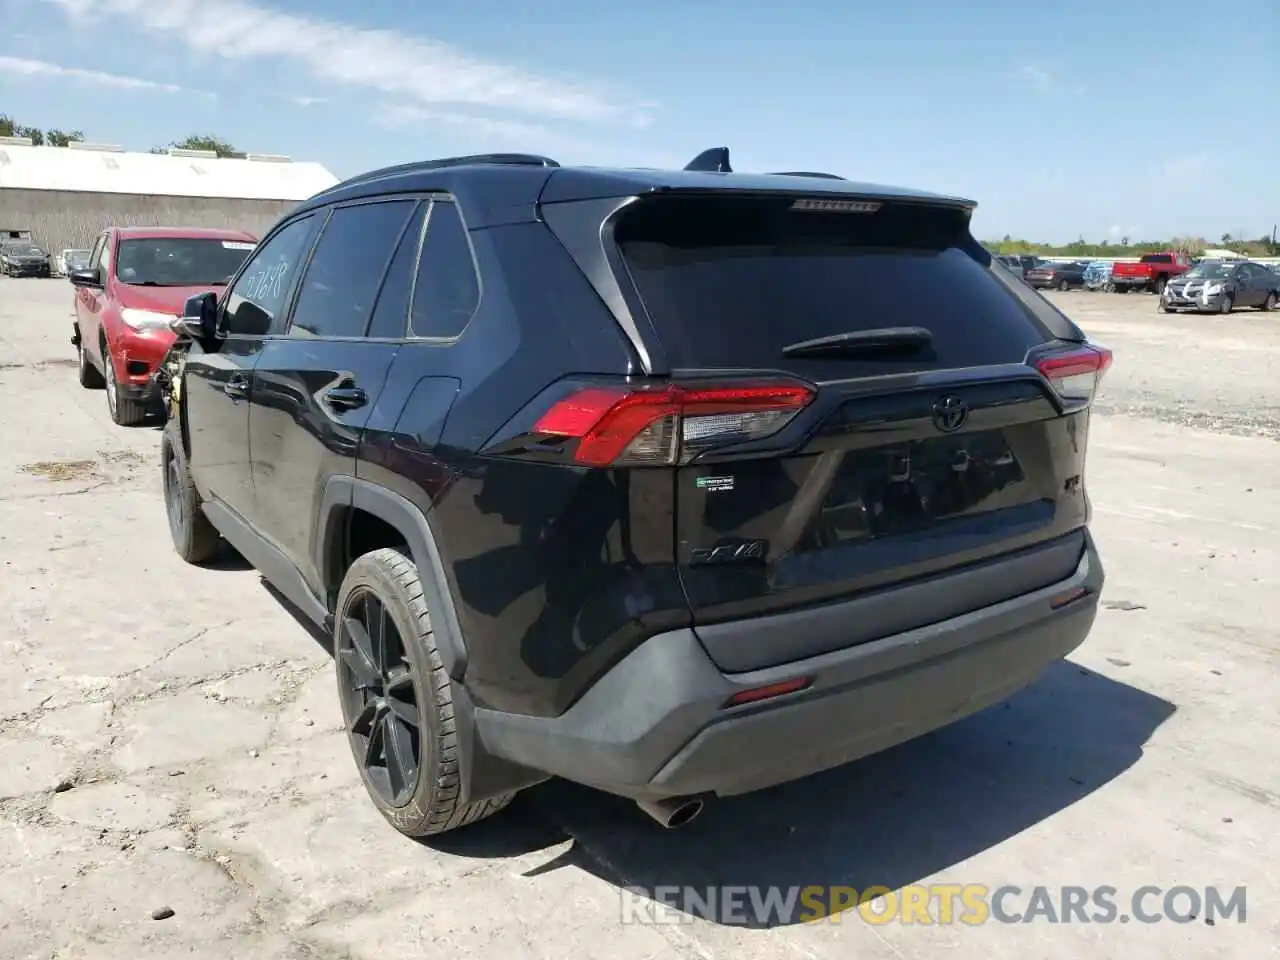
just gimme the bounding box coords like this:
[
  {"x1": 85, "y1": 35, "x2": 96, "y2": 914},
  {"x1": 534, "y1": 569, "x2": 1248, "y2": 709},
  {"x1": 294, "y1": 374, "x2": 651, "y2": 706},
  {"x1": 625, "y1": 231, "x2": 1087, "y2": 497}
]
[
  {"x1": 0, "y1": 114, "x2": 45, "y2": 144},
  {"x1": 150, "y1": 134, "x2": 242, "y2": 158},
  {"x1": 45, "y1": 129, "x2": 84, "y2": 147}
]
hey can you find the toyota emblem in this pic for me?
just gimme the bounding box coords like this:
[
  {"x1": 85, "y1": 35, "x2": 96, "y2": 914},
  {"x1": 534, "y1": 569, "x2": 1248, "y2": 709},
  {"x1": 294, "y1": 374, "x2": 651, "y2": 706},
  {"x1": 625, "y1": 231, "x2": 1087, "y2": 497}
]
[{"x1": 932, "y1": 395, "x2": 968, "y2": 432}]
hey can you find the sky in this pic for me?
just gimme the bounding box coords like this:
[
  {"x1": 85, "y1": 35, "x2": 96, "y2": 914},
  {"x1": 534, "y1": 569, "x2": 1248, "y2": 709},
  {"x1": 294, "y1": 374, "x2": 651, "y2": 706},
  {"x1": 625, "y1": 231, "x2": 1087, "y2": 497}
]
[{"x1": 1, "y1": 0, "x2": 1276, "y2": 244}]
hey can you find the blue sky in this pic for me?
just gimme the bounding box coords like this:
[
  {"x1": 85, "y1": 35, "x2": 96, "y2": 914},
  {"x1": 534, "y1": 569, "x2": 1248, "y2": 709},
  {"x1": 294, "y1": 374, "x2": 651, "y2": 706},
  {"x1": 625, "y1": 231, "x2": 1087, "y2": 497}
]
[{"x1": 2, "y1": 0, "x2": 1276, "y2": 243}]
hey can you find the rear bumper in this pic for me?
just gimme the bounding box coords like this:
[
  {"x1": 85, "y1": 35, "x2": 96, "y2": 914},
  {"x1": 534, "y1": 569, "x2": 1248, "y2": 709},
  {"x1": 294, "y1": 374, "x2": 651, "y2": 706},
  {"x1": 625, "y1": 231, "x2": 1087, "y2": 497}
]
[
  {"x1": 475, "y1": 529, "x2": 1104, "y2": 801},
  {"x1": 1111, "y1": 275, "x2": 1152, "y2": 288}
]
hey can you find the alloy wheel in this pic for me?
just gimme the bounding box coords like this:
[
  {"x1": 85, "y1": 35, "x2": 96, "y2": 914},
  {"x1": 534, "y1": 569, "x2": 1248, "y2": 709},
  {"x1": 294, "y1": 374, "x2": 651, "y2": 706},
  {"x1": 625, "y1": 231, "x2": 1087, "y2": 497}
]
[{"x1": 337, "y1": 589, "x2": 421, "y2": 806}]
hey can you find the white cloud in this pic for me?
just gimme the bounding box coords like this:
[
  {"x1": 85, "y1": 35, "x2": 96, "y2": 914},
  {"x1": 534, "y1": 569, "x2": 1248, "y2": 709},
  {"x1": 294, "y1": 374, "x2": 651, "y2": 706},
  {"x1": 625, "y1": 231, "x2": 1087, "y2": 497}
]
[
  {"x1": 373, "y1": 104, "x2": 558, "y2": 143},
  {"x1": 0, "y1": 54, "x2": 183, "y2": 92},
  {"x1": 1014, "y1": 62, "x2": 1086, "y2": 96},
  {"x1": 292, "y1": 96, "x2": 327, "y2": 107},
  {"x1": 1154, "y1": 154, "x2": 1211, "y2": 180},
  {"x1": 1018, "y1": 64, "x2": 1054, "y2": 90},
  {"x1": 39, "y1": 0, "x2": 649, "y2": 125},
  {"x1": 1107, "y1": 224, "x2": 1141, "y2": 239}
]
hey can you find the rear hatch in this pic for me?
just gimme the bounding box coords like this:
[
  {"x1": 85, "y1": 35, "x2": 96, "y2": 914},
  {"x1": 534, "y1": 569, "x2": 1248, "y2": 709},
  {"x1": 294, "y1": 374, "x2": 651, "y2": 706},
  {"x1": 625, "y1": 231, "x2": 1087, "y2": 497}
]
[{"x1": 606, "y1": 192, "x2": 1108, "y2": 669}]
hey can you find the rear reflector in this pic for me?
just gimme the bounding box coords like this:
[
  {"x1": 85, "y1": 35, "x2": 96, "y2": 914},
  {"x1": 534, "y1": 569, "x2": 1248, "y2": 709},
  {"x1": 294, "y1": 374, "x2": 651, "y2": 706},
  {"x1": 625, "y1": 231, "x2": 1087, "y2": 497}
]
[
  {"x1": 1050, "y1": 587, "x2": 1089, "y2": 609},
  {"x1": 533, "y1": 380, "x2": 816, "y2": 466},
  {"x1": 1033, "y1": 343, "x2": 1112, "y2": 405},
  {"x1": 724, "y1": 676, "x2": 812, "y2": 707}
]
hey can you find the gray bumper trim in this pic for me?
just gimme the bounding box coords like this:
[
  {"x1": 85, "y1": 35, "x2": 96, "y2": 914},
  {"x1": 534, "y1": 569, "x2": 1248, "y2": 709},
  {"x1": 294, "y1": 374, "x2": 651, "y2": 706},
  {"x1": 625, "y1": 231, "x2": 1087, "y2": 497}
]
[{"x1": 474, "y1": 530, "x2": 1104, "y2": 801}]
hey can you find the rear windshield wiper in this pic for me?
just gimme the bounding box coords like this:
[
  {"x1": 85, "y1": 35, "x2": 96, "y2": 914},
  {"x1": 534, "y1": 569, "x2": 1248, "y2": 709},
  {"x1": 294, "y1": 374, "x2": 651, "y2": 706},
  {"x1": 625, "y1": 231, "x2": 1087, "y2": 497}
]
[{"x1": 781, "y1": 326, "x2": 932, "y2": 358}]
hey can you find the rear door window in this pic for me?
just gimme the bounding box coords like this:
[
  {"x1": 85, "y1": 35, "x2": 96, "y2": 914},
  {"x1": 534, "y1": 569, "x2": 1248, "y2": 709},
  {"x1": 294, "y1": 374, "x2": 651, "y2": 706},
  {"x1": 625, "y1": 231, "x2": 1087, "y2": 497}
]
[
  {"x1": 289, "y1": 199, "x2": 418, "y2": 338},
  {"x1": 615, "y1": 195, "x2": 1056, "y2": 376}
]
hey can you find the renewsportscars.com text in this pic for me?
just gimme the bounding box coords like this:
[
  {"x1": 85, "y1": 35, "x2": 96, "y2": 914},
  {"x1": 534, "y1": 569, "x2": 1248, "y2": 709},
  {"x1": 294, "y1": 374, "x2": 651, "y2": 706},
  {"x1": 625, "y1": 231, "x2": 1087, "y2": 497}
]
[{"x1": 619, "y1": 884, "x2": 1247, "y2": 926}]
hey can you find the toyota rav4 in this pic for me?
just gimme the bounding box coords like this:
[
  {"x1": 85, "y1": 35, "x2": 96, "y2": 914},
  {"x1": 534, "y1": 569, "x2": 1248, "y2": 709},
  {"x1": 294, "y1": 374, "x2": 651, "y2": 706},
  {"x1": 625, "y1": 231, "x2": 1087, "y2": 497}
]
[{"x1": 160, "y1": 148, "x2": 1110, "y2": 836}]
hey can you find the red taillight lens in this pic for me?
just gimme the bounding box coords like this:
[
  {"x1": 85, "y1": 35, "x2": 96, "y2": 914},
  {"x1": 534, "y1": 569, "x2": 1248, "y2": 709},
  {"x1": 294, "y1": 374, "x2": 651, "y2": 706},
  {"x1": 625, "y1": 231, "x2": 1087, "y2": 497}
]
[
  {"x1": 1033, "y1": 343, "x2": 1112, "y2": 405},
  {"x1": 532, "y1": 381, "x2": 815, "y2": 466}
]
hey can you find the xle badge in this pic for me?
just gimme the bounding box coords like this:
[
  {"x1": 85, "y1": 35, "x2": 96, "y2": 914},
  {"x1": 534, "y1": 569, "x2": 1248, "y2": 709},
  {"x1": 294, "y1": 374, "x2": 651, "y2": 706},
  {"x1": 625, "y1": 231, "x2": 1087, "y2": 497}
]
[{"x1": 695, "y1": 475, "x2": 735, "y2": 493}]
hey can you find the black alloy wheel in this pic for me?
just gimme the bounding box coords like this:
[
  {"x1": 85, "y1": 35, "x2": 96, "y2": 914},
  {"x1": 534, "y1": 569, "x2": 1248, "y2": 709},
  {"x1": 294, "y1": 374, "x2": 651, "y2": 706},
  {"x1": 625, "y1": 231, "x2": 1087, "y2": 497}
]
[{"x1": 337, "y1": 587, "x2": 422, "y2": 807}]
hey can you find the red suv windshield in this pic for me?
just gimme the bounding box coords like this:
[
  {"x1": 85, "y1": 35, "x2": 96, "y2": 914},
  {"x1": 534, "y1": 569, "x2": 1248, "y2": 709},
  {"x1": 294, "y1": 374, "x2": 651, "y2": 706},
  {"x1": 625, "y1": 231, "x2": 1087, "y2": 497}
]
[{"x1": 115, "y1": 237, "x2": 255, "y2": 287}]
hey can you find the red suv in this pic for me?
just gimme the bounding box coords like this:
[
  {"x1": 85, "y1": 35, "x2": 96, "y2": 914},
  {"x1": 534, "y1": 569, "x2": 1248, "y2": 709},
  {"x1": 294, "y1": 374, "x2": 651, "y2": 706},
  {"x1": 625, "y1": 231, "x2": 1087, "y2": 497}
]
[{"x1": 70, "y1": 227, "x2": 257, "y2": 424}]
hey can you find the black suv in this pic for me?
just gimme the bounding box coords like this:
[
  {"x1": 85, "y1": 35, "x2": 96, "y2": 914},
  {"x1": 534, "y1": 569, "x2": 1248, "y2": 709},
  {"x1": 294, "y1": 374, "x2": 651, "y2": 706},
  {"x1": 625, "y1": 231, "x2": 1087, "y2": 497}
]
[{"x1": 161, "y1": 148, "x2": 1110, "y2": 836}]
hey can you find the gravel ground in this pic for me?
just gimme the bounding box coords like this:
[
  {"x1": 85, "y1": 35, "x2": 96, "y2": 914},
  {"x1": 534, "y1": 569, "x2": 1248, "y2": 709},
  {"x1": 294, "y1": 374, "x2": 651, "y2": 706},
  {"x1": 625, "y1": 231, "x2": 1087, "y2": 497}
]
[
  {"x1": 1059, "y1": 287, "x2": 1280, "y2": 439},
  {"x1": 0, "y1": 278, "x2": 1276, "y2": 959}
]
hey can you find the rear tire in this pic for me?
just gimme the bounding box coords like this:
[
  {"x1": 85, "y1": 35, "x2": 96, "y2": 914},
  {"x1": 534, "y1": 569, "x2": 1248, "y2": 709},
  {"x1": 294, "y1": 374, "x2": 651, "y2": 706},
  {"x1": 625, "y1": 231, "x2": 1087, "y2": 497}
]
[
  {"x1": 161, "y1": 419, "x2": 220, "y2": 563},
  {"x1": 1154, "y1": 276, "x2": 1167, "y2": 296},
  {"x1": 334, "y1": 547, "x2": 516, "y2": 839},
  {"x1": 1261, "y1": 292, "x2": 1277, "y2": 312},
  {"x1": 1057, "y1": 278, "x2": 1069, "y2": 291}
]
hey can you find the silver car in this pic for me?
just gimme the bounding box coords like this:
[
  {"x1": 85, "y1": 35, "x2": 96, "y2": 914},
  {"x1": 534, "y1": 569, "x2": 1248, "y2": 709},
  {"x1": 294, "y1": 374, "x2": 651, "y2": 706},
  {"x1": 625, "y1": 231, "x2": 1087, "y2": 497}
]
[{"x1": 54, "y1": 248, "x2": 92, "y2": 277}]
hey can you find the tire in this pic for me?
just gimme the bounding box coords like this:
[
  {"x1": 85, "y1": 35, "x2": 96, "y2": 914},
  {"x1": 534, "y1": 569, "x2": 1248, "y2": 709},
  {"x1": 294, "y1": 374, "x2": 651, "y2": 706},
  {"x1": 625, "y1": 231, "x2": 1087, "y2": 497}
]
[
  {"x1": 1057, "y1": 278, "x2": 1069, "y2": 291},
  {"x1": 1219, "y1": 295, "x2": 1233, "y2": 315},
  {"x1": 160, "y1": 419, "x2": 220, "y2": 563},
  {"x1": 77, "y1": 340, "x2": 104, "y2": 389},
  {"x1": 1261, "y1": 292, "x2": 1277, "y2": 312},
  {"x1": 1154, "y1": 276, "x2": 1167, "y2": 296},
  {"x1": 102, "y1": 342, "x2": 148, "y2": 426},
  {"x1": 1157, "y1": 301, "x2": 1170, "y2": 313},
  {"x1": 334, "y1": 547, "x2": 516, "y2": 838}
]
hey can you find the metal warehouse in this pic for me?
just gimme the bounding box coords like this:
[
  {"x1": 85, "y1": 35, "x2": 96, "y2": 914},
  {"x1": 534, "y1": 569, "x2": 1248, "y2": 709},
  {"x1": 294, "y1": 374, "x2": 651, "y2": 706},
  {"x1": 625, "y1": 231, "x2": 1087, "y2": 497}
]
[{"x1": 0, "y1": 138, "x2": 339, "y2": 255}]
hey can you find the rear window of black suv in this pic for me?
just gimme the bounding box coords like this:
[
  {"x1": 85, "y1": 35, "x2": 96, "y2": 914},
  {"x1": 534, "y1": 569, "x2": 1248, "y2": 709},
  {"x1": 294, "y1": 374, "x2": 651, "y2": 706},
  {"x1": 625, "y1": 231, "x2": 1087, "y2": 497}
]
[{"x1": 614, "y1": 194, "x2": 1055, "y2": 375}]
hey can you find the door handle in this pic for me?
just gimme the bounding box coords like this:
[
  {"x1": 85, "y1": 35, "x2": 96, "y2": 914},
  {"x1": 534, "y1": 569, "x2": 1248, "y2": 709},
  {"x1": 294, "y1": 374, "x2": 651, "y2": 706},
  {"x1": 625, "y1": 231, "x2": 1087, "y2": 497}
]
[
  {"x1": 223, "y1": 375, "x2": 248, "y2": 399},
  {"x1": 324, "y1": 386, "x2": 367, "y2": 410}
]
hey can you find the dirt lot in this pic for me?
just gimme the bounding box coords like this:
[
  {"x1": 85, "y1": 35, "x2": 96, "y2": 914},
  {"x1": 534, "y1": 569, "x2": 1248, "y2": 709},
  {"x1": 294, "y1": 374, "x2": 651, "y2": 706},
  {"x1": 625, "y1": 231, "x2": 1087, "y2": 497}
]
[{"x1": 1, "y1": 278, "x2": 1277, "y2": 959}]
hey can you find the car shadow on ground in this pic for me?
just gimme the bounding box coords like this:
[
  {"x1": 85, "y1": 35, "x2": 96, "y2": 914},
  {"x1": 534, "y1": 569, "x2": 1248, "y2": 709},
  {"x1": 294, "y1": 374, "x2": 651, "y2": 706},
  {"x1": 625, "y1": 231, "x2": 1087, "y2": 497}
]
[{"x1": 430, "y1": 660, "x2": 1175, "y2": 928}]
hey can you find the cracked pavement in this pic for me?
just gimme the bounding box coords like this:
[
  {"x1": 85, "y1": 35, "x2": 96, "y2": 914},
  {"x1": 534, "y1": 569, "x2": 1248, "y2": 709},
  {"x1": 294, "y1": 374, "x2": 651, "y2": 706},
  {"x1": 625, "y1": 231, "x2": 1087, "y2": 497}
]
[{"x1": 1, "y1": 278, "x2": 1277, "y2": 959}]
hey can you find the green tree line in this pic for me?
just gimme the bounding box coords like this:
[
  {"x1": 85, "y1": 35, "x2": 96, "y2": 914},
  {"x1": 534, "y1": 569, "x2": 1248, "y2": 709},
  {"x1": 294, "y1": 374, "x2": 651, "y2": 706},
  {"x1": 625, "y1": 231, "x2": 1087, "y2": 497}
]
[
  {"x1": 1, "y1": 115, "x2": 242, "y2": 158},
  {"x1": 985, "y1": 232, "x2": 1279, "y2": 259}
]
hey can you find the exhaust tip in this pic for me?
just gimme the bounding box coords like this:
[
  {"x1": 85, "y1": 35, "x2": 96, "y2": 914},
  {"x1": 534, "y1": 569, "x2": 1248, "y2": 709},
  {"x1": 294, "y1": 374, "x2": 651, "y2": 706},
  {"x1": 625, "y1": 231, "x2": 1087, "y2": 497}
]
[{"x1": 636, "y1": 796, "x2": 705, "y2": 829}]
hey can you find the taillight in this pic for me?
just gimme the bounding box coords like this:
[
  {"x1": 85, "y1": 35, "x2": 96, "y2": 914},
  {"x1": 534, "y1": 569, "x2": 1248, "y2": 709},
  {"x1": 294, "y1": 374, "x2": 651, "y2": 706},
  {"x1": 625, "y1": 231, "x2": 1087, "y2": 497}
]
[
  {"x1": 1033, "y1": 343, "x2": 1113, "y2": 405},
  {"x1": 531, "y1": 380, "x2": 815, "y2": 466}
]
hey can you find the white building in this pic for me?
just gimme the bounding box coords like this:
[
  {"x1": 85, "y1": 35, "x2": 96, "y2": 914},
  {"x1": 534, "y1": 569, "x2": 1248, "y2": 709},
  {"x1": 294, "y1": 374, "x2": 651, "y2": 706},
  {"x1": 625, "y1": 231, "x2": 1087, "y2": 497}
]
[{"x1": 0, "y1": 138, "x2": 339, "y2": 254}]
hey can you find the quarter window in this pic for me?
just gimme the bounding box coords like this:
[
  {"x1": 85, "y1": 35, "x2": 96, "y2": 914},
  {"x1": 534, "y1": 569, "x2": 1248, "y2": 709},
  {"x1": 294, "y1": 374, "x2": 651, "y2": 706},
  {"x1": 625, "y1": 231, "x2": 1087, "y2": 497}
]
[{"x1": 409, "y1": 200, "x2": 480, "y2": 339}]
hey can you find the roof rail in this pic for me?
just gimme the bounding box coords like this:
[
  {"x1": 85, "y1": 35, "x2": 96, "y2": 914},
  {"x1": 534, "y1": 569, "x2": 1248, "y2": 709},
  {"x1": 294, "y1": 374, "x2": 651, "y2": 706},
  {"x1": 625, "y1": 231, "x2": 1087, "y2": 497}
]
[
  {"x1": 771, "y1": 171, "x2": 846, "y2": 180},
  {"x1": 0, "y1": 135, "x2": 34, "y2": 147},
  {"x1": 247, "y1": 153, "x2": 293, "y2": 163},
  {"x1": 684, "y1": 147, "x2": 732, "y2": 173},
  {"x1": 167, "y1": 147, "x2": 218, "y2": 159},
  {"x1": 326, "y1": 152, "x2": 560, "y2": 194}
]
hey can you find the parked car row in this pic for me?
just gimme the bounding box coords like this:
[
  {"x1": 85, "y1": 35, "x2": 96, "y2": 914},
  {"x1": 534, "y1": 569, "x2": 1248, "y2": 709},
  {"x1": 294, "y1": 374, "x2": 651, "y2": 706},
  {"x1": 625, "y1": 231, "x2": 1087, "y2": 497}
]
[{"x1": 995, "y1": 249, "x2": 1279, "y2": 314}]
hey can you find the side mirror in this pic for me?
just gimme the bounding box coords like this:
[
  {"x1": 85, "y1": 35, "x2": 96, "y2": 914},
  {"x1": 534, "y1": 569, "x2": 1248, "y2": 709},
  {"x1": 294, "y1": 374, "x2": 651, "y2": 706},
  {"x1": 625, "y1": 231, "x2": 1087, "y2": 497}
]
[
  {"x1": 180, "y1": 292, "x2": 218, "y2": 340},
  {"x1": 69, "y1": 268, "x2": 101, "y2": 288},
  {"x1": 169, "y1": 317, "x2": 206, "y2": 339}
]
